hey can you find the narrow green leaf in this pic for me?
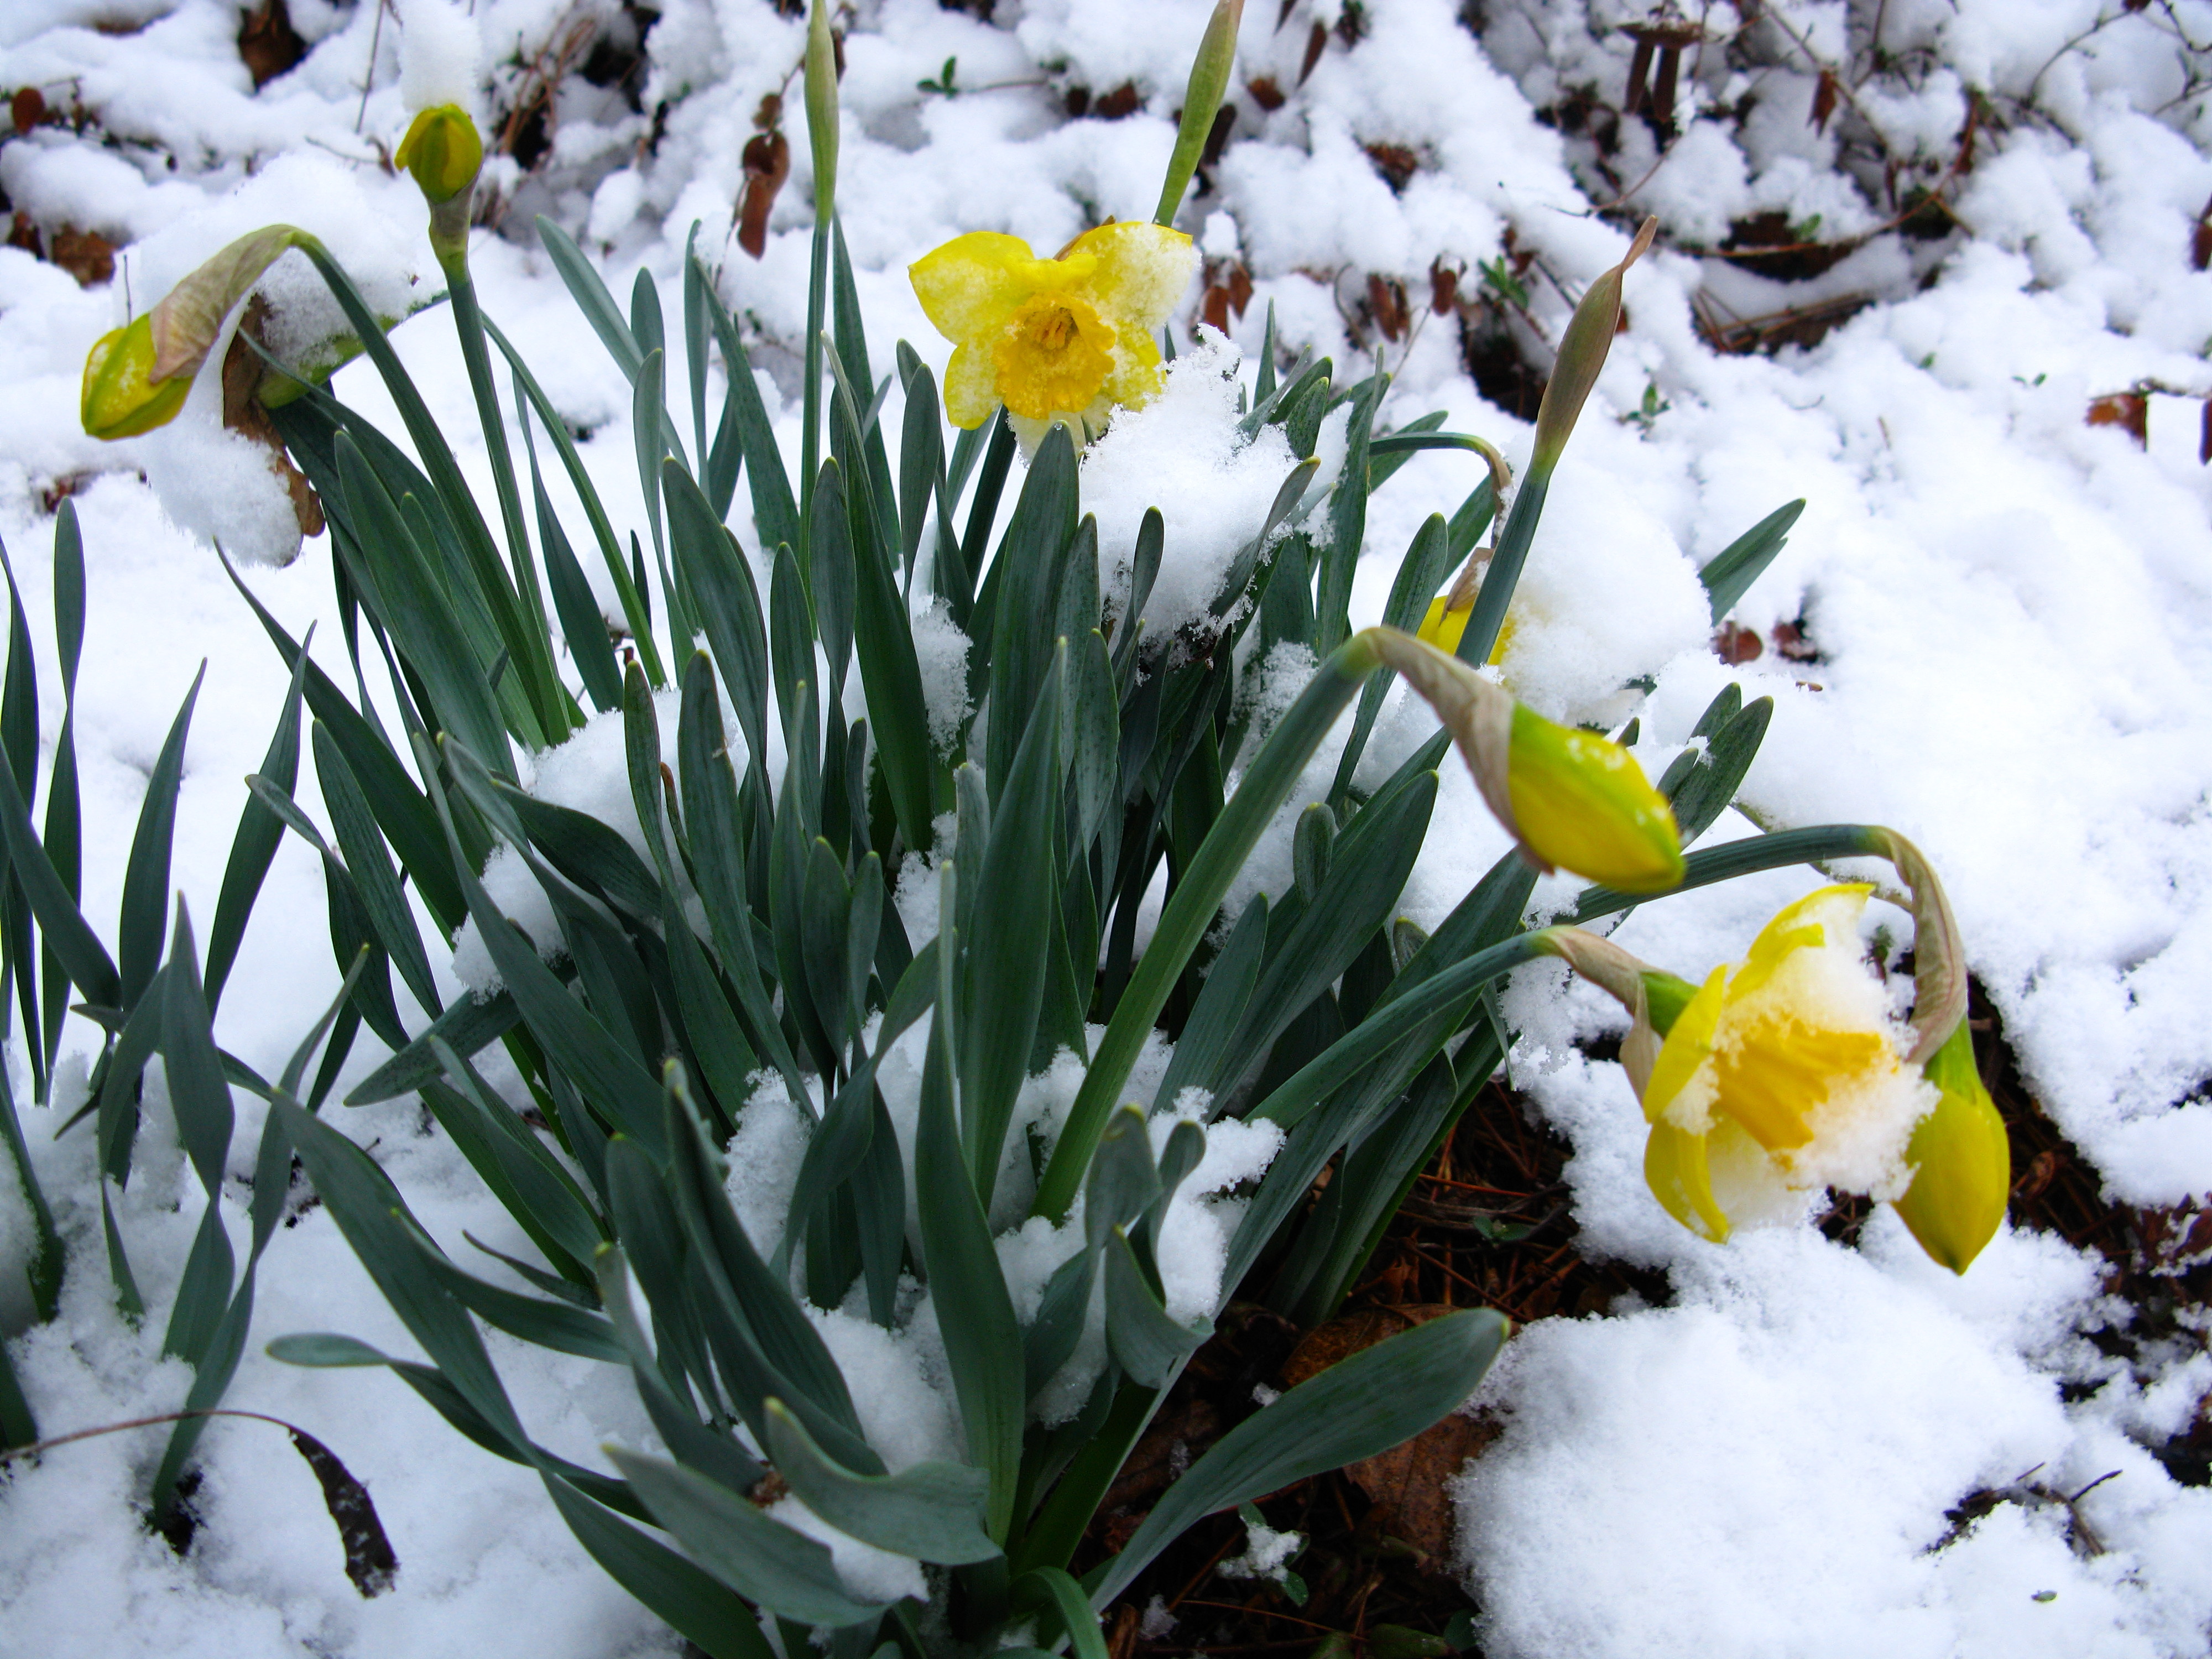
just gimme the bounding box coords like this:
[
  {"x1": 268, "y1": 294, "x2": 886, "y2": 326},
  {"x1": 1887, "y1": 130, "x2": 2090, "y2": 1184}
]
[
  {"x1": 1701, "y1": 499, "x2": 1804, "y2": 622},
  {"x1": 765, "y1": 1398, "x2": 998, "y2": 1565},
  {"x1": 608, "y1": 1447, "x2": 888, "y2": 1627},
  {"x1": 1093, "y1": 1310, "x2": 1511, "y2": 1605}
]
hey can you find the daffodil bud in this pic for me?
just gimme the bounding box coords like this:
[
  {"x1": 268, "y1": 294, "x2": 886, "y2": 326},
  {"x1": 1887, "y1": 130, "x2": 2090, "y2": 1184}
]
[
  {"x1": 1155, "y1": 0, "x2": 1246, "y2": 226},
  {"x1": 1505, "y1": 705, "x2": 1684, "y2": 894},
  {"x1": 1891, "y1": 1023, "x2": 2010, "y2": 1274},
  {"x1": 82, "y1": 223, "x2": 311, "y2": 441},
  {"x1": 1364, "y1": 625, "x2": 1683, "y2": 893},
  {"x1": 81, "y1": 313, "x2": 190, "y2": 440},
  {"x1": 805, "y1": 0, "x2": 840, "y2": 220},
  {"x1": 395, "y1": 103, "x2": 483, "y2": 206},
  {"x1": 1528, "y1": 217, "x2": 1656, "y2": 481}
]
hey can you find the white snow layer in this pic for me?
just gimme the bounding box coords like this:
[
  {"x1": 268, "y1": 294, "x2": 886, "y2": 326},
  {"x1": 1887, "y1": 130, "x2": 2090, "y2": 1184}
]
[{"x1": 0, "y1": 0, "x2": 2208, "y2": 1656}]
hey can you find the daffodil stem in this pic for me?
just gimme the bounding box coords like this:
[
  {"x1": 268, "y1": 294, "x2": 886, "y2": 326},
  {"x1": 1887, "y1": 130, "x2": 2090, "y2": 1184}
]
[
  {"x1": 1454, "y1": 463, "x2": 1546, "y2": 668},
  {"x1": 800, "y1": 214, "x2": 831, "y2": 552},
  {"x1": 1031, "y1": 628, "x2": 1384, "y2": 1223},
  {"x1": 440, "y1": 246, "x2": 564, "y2": 736},
  {"x1": 1571, "y1": 823, "x2": 1885, "y2": 923}
]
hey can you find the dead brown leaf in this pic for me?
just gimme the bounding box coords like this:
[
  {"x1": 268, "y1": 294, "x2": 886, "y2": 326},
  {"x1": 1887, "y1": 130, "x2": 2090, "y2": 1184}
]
[
  {"x1": 48, "y1": 226, "x2": 113, "y2": 286},
  {"x1": 222, "y1": 298, "x2": 324, "y2": 544}
]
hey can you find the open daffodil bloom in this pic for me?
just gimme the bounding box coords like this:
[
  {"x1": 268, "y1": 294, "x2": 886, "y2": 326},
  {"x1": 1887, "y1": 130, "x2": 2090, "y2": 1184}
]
[
  {"x1": 1640, "y1": 884, "x2": 1948, "y2": 1247},
  {"x1": 909, "y1": 221, "x2": 1197, "y2": 444}
]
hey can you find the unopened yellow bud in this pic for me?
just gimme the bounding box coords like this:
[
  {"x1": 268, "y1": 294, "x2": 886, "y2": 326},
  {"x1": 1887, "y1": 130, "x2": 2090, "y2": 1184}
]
[
  {"x1": 81, "y1": 313, "x2": 189, "y2": 440},
  {"x1": 1891, "y1": 1023, "x2": 2010, "y2": 1274},
  {"x1": 395, "y1": 104, "x2": 483, "y2": 206},
  {"x1": 1505, "y1": 704, "x2": 1683, "y2": 893},
  {"x1": 1416, "y1": 597, "x2": 1510, "y2": 665}
]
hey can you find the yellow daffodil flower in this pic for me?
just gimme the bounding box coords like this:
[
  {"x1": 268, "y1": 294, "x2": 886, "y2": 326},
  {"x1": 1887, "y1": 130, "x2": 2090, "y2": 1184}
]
[
  {"x1": 1504, "y1": 705, "x2": 1683, "y2": 894},
  {"x1": 81, "y1": 312, "x2": 190, "y2": 440},
  {"x1": 909, "y1": 221, "x2": 1198, "y2": 445},
  {"x1": 1637, "y1": 883, "x2": 1997, "y2": 1266}
]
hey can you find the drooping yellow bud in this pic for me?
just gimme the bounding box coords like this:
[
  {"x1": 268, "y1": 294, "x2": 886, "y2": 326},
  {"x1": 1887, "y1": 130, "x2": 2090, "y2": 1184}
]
[
  {"x1": 1505, "y1": 704, "x2": 1684, "y2": 893},
  {"x1": 81, "y1": 313, "x2": 190, "y2": 440},
  {"x1": 1891, "y1": 1022, "x2": 2010, "y2": 1273},
  {"x1": 395, "y1": 103, "x2": 484, "y2": 206}
]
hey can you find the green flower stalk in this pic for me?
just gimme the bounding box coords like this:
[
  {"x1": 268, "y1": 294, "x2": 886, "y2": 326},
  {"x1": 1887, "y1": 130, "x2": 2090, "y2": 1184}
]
[
  {"x1": 1156, "y1": 0, "x2": 1245, "y2": 227},
  {"x1": 1455, "y1": 217, "x2": 1657, "y2": 669}
]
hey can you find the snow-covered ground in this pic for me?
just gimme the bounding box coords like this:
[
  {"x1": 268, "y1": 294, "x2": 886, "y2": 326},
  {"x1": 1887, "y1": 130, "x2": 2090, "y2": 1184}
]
[{"x1": 2, "y1": 1, "x2": 2211, "y2": 1654}]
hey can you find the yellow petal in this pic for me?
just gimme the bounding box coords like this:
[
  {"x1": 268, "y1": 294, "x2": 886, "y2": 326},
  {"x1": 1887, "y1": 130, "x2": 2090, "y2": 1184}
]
[
  {"x1": 941, "y1": 341, "x2": 1001, "y2": 429},
  {"x1": 81, "y1": 314, "x2": 190, "y2": 441},
  {"x1": 1505, "y1": 705, "x2": 1685, "y2": 893},
  {"x1": 1065, "y1": 220, "x2": 1198, "y2": 330},
  {"x1": 1733, "y1": 883, "x2": 1871, "y2": 997},
  {"x1": 1415, "y1": 597, "x2": 1511, "y2": 665},
  {"x1": 1644, "y1": 1117, "x2": 1730, "y2": 1242},
  {"x1": 1417, "y1": 596, "x2": 1469, "y2": 654},
  {"x1": 910, "y1": 231, "x2": 1071, "y2": 344},
  {"x1": 1644, "y1": 965, "x2": 1726, "y2": 1125},
  {"x1": 1891, "y1": 1024, "x2": 2010, "y2": 1273},
  {"x1": 1099, "y1": 314, "x2": 1165, "y2": 413}
]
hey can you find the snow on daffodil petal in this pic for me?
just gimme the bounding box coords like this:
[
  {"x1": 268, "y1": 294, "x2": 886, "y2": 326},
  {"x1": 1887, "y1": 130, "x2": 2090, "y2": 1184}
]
[
  {"x1": 1636, "y1": 884, "x2": 1951, "y2": 1253},
  {"x1": 909, "y1": 221, "x2": 1196, "y2": 436}
]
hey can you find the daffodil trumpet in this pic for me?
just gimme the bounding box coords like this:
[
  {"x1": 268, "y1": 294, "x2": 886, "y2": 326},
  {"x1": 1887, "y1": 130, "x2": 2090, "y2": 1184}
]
[
  {"x1": 1365, "y1": 625, "x2": 1684, "y2": 894},
  {"x1": 1538, "y1": 877, "x2": 2007, "y2": 1273},
  {"x1": 908, "y1": 220, "x2": 1199, "y2": 449}
]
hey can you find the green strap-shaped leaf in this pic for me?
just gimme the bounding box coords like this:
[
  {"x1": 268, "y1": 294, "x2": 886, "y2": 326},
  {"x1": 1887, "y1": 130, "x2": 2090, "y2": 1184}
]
[
  {"x1": 544, "y1": 1468, "x2": 779, "y2": 1659},
  {"x1": 1091, "y1": 1310, "x2": 1511, "y2": 1606},
  {"x1": 961, "y1": 650, "x2": 1062, "y2": 1204},
  {"x1": 914, "y1": 987, "x2": 1024, "y2": 1542},
  {"x1": 207, "y1": 634, "x2": 311, "y2": 1010},
  {"x1": 1701, "y1": 498, "x2": 1804, "y2": 621},
  {"x1": 345, "y1": 989, "x2": 519, "y2": 1105},
  {"x1": 116, "y1": 664, "x2": 204, "y2": 1011},
  {"x1": 426, "y1": 740, "x2": 669, "y2": 1157},
  {"x1": 1102, "y1": 1227, "x2": 1211, "y2": 1389},
  {"x1": 315, "y1": 724, "x2": 442, "y2": 1019},
  {"x1": 608, "y1": 1447, "x2": 888, "y2": 1628},
  {"x1": 1013, "y1": 1566, "x2": 1111, "y2": 1659},
  {"x1": 764, "y1": 1397, "x2": 998, "y2": 1565},
  {"x1": 275, "y1": 1098, "x2": 532, "y2": 1449}
]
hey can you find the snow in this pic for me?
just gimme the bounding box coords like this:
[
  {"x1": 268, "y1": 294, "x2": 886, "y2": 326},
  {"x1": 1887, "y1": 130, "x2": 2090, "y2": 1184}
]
[{"x1": 0, "y1": 0, "x2": 2209, "y2": 1655}]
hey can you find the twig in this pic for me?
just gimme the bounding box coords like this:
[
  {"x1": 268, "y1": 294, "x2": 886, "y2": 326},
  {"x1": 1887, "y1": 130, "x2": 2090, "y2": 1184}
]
[{"x1": 355, "y1": 0, "x2": 388, "y2": 134}]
